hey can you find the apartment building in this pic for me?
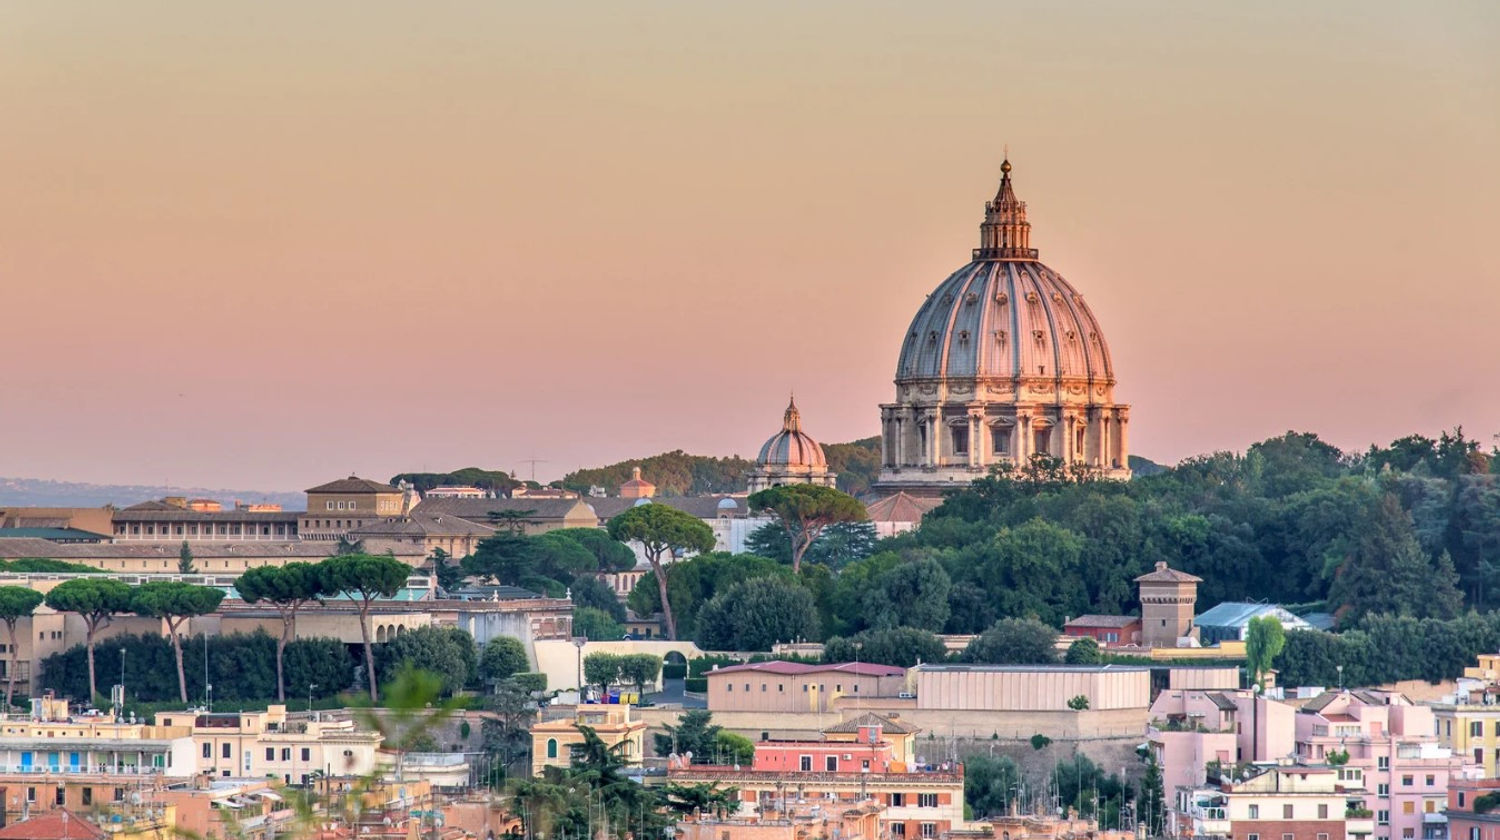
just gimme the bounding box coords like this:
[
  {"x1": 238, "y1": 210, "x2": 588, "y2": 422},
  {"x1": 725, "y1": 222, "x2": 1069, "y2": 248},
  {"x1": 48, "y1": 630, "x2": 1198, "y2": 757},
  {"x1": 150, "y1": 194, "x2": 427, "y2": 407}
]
[
  {"x1": 1441, "y1": 778, "x2": 1500, "y2": 840},
  {"x1": 707, "y1": 662, "x2": 907, "y2": 714},
  {"x1": 1150, "y1": 688, "x2": 1298, "y2": 796},
  {"x1": 1431, "y1": 655, "x2": 1500, "y2": 779},
  {"x1": 0, "y1": 698, "x2": 196, "y2": 825},
  {"x1": 667, "y1": 718, "x2": 964, "y2": 840},
  {"x1": 1173, "y1": 763, "x2": 1373, "y2": 840},
  {"x1": 153, "y1": 706, "x2": 381, "y2": 785},
  {"x1": 530, "y1": 705, "x2": 646, "y2": 777},
  {"x1": 1296, "y1": 691, "x2": 1462, "y2": 840}
]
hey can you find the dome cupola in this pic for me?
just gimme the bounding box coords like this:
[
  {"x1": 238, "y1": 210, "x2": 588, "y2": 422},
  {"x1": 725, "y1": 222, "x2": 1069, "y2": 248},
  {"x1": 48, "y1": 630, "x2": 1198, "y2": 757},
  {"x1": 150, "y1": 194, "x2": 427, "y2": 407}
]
[
  {"x1": 749, "y1": 396, "x2": 838, "y2": 492},
  {"x1": 876, "y1": 158, "x2": 1131, "y2": 495}
]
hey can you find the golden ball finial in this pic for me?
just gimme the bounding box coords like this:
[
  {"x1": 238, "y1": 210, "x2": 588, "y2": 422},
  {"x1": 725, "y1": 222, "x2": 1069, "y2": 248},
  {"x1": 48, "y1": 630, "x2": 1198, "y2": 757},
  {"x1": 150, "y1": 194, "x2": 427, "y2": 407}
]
[{"x1": 1000, "y1": 159, "x2": 1012, "y2": 175}]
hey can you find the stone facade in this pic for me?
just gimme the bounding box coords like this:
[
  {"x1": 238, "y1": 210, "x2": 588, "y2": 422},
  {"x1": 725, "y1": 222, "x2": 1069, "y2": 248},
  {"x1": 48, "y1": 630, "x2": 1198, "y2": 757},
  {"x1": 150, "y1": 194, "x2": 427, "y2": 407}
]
[{"x1": 877, "y1": 160, "x2": 1129, "y2": 495}]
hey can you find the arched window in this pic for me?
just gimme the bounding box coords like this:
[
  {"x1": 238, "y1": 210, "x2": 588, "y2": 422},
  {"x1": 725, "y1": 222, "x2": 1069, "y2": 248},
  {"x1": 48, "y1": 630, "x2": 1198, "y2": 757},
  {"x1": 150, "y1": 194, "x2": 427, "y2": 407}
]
[{"x1": 546, "y1": 739, "x2": 558, "y2": 759}]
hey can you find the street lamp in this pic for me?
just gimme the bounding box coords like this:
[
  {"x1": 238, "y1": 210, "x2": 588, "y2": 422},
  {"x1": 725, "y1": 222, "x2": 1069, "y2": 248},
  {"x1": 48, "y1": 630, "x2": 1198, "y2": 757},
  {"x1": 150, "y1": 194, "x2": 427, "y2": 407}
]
[
  {"x1": 309, "y1": 684, "x2": 318, "y2": 713},
  {"x1": 572, "y1": 637, "x2": 587, "y2": 703}
]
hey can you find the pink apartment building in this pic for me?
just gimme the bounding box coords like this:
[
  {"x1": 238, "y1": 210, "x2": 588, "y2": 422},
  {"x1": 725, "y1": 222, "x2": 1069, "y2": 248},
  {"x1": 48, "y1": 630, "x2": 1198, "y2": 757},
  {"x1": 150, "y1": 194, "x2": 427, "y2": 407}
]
[
  {"x1": 1150, "y1": 689, "x2": 1298, "y2": 800},
  {"x1": 1296, "y1": 690, "x2": 1464, "y2": 840}
]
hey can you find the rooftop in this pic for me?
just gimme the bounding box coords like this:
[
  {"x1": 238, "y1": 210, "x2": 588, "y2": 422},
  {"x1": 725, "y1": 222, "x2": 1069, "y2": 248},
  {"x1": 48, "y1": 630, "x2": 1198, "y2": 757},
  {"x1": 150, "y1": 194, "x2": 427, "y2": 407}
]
[
  {"x1": 709, "y1": 661, "x2": 906, "y2": 678},
  {"x1": 1064, "y1": 614, "x2": 1140, "y2": 629},
  {"x1": 306, "y1": 476, "x2": 400, "y2": 494}
]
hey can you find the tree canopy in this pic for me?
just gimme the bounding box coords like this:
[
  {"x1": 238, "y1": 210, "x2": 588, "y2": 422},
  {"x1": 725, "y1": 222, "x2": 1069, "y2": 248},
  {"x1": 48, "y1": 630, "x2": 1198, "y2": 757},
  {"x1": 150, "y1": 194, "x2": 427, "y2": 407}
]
[
  {"x1": 608, "y1": 504, "x2": 715, "y2": 640},
  {"x1": 748, "y1": 484, "x2": 867, "y2": 574}
]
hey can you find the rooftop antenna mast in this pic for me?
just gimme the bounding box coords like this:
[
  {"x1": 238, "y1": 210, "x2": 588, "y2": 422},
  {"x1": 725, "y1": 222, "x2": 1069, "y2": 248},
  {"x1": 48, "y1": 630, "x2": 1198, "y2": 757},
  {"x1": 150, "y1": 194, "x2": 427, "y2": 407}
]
[{"x1": 517, "y1": 456, "x2": 548, "y2": 482}]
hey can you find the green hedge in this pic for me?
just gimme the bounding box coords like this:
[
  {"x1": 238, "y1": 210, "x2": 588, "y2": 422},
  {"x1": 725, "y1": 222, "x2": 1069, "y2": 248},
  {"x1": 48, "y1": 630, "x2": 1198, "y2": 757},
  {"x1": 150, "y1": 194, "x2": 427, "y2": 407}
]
[
  {"x1": 684, "y1": 677, "x2": 708, "y2": 693},
  {"x1": 662, "y1": 663, "x2": 687, "y2": 680}
]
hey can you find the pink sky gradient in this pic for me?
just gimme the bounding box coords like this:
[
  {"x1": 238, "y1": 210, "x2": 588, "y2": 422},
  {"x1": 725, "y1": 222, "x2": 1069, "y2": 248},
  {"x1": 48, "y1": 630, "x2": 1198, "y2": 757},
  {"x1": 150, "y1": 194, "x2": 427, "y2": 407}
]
[{"x1": 2, "y1": 1, "x2": 1497, "y2": 491}]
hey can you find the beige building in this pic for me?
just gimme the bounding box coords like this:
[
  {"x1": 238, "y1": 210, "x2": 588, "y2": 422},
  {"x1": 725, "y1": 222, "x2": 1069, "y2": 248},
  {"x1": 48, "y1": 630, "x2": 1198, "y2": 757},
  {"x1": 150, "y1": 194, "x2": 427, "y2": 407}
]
[
  {"x1": 911, "y1": 664, "x2": 1151, "y2": 712},
  {"x1": 154, "y1": 705, "x2": 382, "y2": 784},
  {"x1": 0, "y1": 507, "x2": 116, "y2": 537},
  {"x1": 707, "y1": 662, "x2": 908, "y2": 714},
  {"x1": 530, "y1": 704, "x2": 646, "y2": 776},
  {"x1": 299, "y1": 476, "x2": 412, "y2": 541},
  {"x1": 111, "y1": 501, "x2": 300, "y2": 542},
  {"x1": 0, "y1": 537, "x2": 425, "y2": 574},
  {"x1": 411, "y1": 497, "x2": 600, "y2": 535},
  {"x1": 347, "y1": 511, "x2": 495, "y2": 560},
  {"x1": 1137, "y1": 561, "x2": 1201, "y2": 648},
  {"x1": 877, "y1": 159, "x2": 1131, "y2": 496}
]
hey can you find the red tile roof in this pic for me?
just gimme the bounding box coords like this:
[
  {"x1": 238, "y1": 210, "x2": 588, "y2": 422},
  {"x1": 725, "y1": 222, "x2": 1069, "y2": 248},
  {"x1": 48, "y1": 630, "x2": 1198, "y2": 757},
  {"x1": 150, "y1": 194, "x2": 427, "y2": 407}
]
[{"x1": 0, "y1": 810, "x2": 107, "y2": 840}]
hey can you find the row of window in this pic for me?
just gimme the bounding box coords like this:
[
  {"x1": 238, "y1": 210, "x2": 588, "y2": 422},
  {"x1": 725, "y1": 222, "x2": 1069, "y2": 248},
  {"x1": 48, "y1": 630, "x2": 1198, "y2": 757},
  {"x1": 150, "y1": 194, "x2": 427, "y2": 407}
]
[
  {"x1": 118, "y1": 523, "x2": 291, "y2": 536},
  {"x1": 888, "y1": 823, "x2": 937, "y2": 838},
  {"x1": 1247, "y1": 804, "x2": 1330, "y2": 819},
  {"x1": 726, "y1": 683, "x2": 860, "y2": 694},
  {"x1": 21, "y1": 786, "x2": 122, "y2": 805},
  {"x1": 1243, "y1": 834, "x2": 1329, "y2": 840},
  {"x1": 201, "y1": 742, "x2": 310, "y2": 762}
]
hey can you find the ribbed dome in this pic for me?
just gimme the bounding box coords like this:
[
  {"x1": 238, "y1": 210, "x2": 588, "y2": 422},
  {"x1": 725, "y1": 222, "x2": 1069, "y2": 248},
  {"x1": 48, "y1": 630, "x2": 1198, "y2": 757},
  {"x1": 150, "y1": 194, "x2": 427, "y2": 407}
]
[
  {"x1": 895, "y1": 159, "x2": 1114, "y2": 387},
  {"x1": 756, "y1": 397, "x2": 828, "y2": 467},
  {"x1": 895, "y1": 261, "x2": 1114, "y2": 384},
  {"x1": 875, "y1": 158, "x2": 1132, "y2": 494}
]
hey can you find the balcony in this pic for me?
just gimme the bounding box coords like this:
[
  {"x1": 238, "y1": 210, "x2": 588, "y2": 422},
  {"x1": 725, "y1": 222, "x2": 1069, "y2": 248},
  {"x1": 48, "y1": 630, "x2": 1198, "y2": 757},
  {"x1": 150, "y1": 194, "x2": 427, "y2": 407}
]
[
  {"x1": 1347, "y1": 819, "x2": 1376, "y2": 837},
  {"x1": 0, "y1": 764, "x2": 164, "y2": 777}
]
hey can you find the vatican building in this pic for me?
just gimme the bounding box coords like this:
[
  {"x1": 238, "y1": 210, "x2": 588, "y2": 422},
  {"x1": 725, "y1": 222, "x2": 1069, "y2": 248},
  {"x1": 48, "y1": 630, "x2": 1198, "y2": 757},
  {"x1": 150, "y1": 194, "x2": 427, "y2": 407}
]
[{"x1": 876, "y1": 159, "x2": 1130, "y2": 495}]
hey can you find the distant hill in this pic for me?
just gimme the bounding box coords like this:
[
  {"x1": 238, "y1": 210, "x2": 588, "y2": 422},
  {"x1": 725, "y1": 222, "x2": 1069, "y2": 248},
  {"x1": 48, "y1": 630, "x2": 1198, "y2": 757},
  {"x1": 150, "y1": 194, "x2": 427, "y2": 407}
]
[
  {"x1": 0, "y1": 476, "x2": 304, "y2": 510},
  {"x1": 1128, "y1": 455, "x2": 1168, "y2": 476},
  {"x1": 556, "y1": 437, "x2": 883, "y2": 498},
  {"x1": 561, "y1": 451, "x2": 756, "y2": 497}
]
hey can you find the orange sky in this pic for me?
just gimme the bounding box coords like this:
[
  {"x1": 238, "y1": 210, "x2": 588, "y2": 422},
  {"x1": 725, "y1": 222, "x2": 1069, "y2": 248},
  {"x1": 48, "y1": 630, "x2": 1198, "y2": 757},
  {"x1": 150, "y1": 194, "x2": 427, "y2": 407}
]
[{"x1": 2, "y1": 1, "x2": 1497, "y2": 490}]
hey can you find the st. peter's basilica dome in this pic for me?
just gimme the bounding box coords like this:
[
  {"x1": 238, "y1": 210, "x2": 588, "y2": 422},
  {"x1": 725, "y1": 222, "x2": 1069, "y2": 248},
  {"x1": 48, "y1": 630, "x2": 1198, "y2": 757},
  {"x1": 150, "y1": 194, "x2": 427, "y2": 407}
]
[{"x1": 876, "y1": 159, "x2": 1131, "y2": 494}]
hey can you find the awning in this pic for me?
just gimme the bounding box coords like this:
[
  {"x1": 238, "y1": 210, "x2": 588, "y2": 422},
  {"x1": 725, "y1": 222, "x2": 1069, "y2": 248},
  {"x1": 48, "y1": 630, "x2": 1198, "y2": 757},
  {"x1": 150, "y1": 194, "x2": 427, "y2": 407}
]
[{"x1": 252, "y1": 791, "x2": 284, "y2": 802}]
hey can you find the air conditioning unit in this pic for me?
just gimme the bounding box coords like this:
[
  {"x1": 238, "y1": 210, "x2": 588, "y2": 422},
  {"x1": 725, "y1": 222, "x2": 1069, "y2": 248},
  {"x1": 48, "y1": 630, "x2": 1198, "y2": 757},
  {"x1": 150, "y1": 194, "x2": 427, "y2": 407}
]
[{"x1": 844, "y1": 754, "x2": 852, "y2": 760}]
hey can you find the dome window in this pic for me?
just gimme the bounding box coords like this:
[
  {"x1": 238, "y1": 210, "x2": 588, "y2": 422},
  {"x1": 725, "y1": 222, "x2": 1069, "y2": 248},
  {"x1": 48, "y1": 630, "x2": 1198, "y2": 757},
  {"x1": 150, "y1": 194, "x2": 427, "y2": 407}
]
[
  {"x1": 941, "y1": 293, "x2": 953, "y2": 305},
  {"x1": 994, "y1": 330, "x2": 1007, "y2": 343},
  {"x1": 927, "y1": 331, "x2": 938, "y2": 345},
  {"x1": 1033, "y1": 329, "x2": 1045, "y2": 344},
  {"x1": 1066, "y1": 330, "x2": 1077, "y2": 343},
  {"x1": 995, "y1": 293, "x2": 1009, "y2": 305},
  {"x1": 958, "y1": 330, "x2": 971, "y2": 343},
  {"x1": 965, "y1": 292, "x2": 979, "y2": 305},
  {"x1": 1052, "y1": 292, "x2": 1065, "y2": 304},
  {"x1": 1026, "y1": 292, "x2": 1039, "y2": 304}
]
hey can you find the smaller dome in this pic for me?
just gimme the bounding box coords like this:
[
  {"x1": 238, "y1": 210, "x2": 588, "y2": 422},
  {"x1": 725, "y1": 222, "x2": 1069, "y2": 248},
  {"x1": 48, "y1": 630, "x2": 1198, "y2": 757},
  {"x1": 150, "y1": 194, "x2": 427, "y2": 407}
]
[
  {"x1": 716, "y1": 497, "x2": 739, "y2": 510},
  {"x1": 756, "y1": 396, "x2": 828, "y2": 468}
]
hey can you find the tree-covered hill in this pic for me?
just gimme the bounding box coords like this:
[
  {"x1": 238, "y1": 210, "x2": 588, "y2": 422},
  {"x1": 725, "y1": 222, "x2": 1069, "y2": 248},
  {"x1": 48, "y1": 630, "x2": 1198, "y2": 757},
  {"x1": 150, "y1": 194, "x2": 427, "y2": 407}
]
[{"x1": 558, "y1": 439, "x2": 883, "y2": 497}]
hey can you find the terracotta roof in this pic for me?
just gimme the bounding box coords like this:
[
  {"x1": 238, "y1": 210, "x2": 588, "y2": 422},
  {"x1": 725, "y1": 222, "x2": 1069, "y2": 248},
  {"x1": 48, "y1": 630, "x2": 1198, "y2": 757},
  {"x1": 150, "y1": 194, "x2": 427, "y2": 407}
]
[
  {"x1": 0, "y1": 537, "x2": 424, "y2": 560},
  {"x1": 864, "y1": 492, "x2": 942, "y2": 524},
  {"x1": 306, "y1": 476, "x2": 399, "y2": 494},
  {"x1": 824, "y1": 712, "x2": 918, "y2": 735},
  {"x1": 113, "y1": 509, "x2": 301, "y2": 522},
  {"x1": 708, "y1": 661, "x2": 905, "y2": 678},
  {"x1": 413, "y1": 497, "x2": 595, "y2": 523},
  {"x1": 1134, "y1": 561, "x2": 1202, "y2": 583},
  {"x1": 0, "y1": 810, "x2": 107, "y2": 840},
  {"x1": 1064, "y1": 614, "x2": 1140, "y2": 629},
  {"x1": 349, "y1": 512, "x2": 495, "y2": 539}
]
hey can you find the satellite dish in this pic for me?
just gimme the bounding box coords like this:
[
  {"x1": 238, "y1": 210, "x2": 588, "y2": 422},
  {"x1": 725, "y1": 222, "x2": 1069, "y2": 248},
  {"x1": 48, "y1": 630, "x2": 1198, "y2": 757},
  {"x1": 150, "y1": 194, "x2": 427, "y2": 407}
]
[{"x1": 130, "y1": 793, "x2": 142, "y2": 805}]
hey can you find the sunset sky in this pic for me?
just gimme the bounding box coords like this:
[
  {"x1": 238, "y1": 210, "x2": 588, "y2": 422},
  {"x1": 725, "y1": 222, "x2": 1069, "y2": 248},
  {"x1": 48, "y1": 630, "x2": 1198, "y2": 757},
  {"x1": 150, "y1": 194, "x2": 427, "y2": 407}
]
[{"x1": 2, "y1": 1, "x2": 1497, "y2": 492}]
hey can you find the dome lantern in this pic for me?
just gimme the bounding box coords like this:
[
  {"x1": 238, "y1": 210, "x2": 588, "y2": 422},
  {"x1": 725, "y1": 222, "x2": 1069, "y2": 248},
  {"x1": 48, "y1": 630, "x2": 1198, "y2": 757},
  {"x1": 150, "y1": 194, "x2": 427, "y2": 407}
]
[{"x1": 975, "y1": 158, "x2": 1037, "y2": 261}]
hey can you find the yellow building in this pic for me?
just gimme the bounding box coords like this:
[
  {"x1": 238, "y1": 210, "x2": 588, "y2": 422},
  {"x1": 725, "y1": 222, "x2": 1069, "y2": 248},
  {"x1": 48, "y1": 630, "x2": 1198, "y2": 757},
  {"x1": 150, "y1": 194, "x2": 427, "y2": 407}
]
[
  {"x1": 300, "y1": 476, "x2": 410, "y2": 541},
  {"x1": 530, "y1": 705, "x2": 646, "y2": 777},
  {"x1": 1432, "y1": 654, "x2": 1500, "y2": 775},
  {"x1": 153, "y1": 705, "x2": 383, "y2": 784}
]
